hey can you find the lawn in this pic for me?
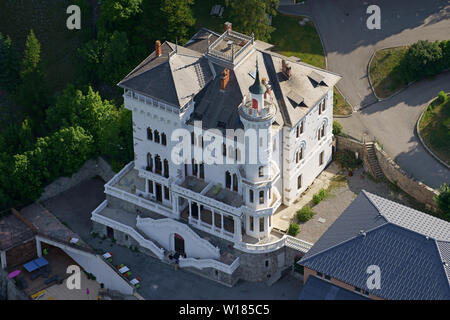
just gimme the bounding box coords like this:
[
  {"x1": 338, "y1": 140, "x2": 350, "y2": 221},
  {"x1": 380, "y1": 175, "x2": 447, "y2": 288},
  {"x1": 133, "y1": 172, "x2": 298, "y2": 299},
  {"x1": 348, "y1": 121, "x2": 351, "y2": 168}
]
[
  {"x1": 418, "y1": 93, "x2": 450, "y2": 165},
  {"x1": 369, "y1": 47, "x2": 408, "y2": 99},
  {"x1": 192, "y1": 0, "x2": 230, "y2": 34},
  {"x1": 0, "y1": 0, "x2": 93, "y2": 94}
]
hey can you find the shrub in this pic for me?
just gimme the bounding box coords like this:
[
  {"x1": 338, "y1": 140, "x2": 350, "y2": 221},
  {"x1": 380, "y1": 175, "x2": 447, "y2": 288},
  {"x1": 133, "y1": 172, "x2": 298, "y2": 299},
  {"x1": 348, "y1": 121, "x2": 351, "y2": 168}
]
[
  {"x1": 312, "y1": 188, "x2": 327, "y2": 205},
  {"x1": 296, "y1": 206, "x2": 315, "y2": 223},
  {"x1": 332, "y1": 120, "x2": 343, "y2": 135},
  {"x1": 434, "y1": 183, "x2": 450, "y2": 220},
  {"x1": 437, "y1": 91, "x2": 448, "y2": 104},
  {"x1": 288, "y1": 223, "x2": 300, "y2": 236},
  {"x1": 336, "y1": 149, "x2": 362, "y2": 169}
]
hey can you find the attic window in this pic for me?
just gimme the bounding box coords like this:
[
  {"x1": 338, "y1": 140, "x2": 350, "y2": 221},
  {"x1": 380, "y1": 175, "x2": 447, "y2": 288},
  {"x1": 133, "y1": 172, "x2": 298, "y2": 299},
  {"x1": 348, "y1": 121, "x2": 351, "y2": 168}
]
[{"x1": 308, "y1": 71, "x2": 327, "y2": 87}]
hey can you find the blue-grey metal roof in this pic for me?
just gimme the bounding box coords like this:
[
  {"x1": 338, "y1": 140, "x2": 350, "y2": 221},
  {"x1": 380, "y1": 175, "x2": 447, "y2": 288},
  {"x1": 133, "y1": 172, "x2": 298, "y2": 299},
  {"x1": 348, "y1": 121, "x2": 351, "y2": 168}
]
[
  {"x1": 300, "y1": 190, "x2": 450, "y2": 300},
  {"x1": 298, "y1": 275, "x2": 369, "y2": 300}
]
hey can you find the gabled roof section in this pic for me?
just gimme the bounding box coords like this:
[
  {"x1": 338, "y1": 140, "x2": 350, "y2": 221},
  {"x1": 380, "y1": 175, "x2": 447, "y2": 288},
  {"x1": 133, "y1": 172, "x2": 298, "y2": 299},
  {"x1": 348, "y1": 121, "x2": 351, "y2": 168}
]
[
  {"x1": 118, "y1": 41, "x2": 213, "y2": 108},
  {"x1": 300, "y1": 190, "x2": 450, "y2": 300}
]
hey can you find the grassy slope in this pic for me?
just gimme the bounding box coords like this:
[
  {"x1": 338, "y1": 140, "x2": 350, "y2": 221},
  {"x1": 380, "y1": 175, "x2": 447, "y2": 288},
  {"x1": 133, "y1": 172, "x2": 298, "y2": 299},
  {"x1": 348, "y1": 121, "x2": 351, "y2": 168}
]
[
  {"x1": 369, "y1": 47, "x2": 408, "y2": 98},
  {"x1": 419, "y1": 95, "x2": 450, "y2": 165}
]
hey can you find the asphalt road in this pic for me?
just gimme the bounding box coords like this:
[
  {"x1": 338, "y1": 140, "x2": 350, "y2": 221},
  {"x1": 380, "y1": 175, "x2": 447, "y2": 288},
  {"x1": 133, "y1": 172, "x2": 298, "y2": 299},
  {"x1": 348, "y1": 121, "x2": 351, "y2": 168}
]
[
  {"x1": 279, "y1": 0, "x2": 450, "y2": 188},
  {"x1": 279, "y1": 0, "x2": 450, "y2": 109}
]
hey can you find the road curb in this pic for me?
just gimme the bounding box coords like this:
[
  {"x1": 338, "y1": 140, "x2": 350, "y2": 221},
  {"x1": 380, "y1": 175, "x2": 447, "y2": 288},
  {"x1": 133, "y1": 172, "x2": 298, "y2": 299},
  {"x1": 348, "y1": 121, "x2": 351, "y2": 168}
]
[
  {"x1": 366, "y1": 46, "x2": 413, "y2": 103},
  {"x1": 416, "y1": 93, "x2": 450, "y2": 170}
]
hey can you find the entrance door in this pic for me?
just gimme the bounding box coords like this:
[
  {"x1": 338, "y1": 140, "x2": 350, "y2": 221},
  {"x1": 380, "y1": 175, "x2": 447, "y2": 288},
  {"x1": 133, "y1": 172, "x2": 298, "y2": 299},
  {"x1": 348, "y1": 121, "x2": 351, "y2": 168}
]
[
  {"x1": 106, "y1": 226, "x2": 114, "y2": 239},
  {"x1": 155, "y1": 183, "x2": 162, "y2": 202},
  {"x1": 174, "y1": 233, "x2": 185, "y2": 255}
]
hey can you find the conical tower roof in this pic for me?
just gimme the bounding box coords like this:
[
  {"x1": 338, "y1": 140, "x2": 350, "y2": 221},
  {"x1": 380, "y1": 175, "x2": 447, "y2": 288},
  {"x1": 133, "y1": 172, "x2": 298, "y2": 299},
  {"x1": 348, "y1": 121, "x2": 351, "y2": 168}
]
[{"x1": 249, "y1": 60, "x2": 265, "y2": 95}]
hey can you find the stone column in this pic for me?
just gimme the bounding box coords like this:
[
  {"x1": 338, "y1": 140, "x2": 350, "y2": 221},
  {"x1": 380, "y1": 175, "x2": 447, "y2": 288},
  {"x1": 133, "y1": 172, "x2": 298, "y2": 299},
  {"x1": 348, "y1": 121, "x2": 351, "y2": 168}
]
[
  {"x1": 234, "y1": 216, "x2": 242, "y2": 242},
  {"x1": 197, "y1": 204, "x2": 201, "y2": 226},
  {"x1": 211, "y1": 208, "x2": 215, "y2": 230},
  {"x1": 36, "y1": 238, "x2": 42, "y2": 258},
  {"x1": 145, "y1": 178, "x2": 149, "y2": 193},
  {"x1": 188, "y1": 199, "x2": 192, "y2": 223},
  {"x1": 221, "y1": 214, "x2": 224, "y2": 235},
  {"x1": 264, "y1": 215, "x2": 269, "y2": 238},
  {"x1": 0, "y1": 250, "x2": 7, "y2": 269}
]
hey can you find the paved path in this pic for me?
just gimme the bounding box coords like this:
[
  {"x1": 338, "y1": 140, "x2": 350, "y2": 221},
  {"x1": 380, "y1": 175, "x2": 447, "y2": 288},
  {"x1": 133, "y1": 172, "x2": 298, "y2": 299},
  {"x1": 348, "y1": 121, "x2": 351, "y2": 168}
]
[{"x1": 279, "y1": 0, "x2": 450, "y2": 188}]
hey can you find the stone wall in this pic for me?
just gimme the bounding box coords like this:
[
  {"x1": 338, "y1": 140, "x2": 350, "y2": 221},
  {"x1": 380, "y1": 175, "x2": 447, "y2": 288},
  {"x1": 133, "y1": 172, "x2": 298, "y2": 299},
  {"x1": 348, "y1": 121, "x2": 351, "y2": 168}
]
[
  {"x1": 336, "y1": 136, "x2": 439, "y2": 211},
  {"x1": 374, "y1": 144, "x2": 439, "y2": 211},
  {"x1": 38, "y1": 157, "x2": 115, "y2": 201}
]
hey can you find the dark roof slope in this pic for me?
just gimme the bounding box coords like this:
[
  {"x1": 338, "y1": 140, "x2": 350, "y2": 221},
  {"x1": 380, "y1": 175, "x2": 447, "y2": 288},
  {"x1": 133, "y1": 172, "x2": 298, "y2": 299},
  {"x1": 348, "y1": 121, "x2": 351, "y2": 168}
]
[
  {"x1": 300, "y1": 190, "x2": 450, "y2": 300},
  {"x1": 299, "y1": 275, "x2": 369, "y2": 300},
  {"x1": 0, "y1": 212, "x2": 34, "y2": 251}
]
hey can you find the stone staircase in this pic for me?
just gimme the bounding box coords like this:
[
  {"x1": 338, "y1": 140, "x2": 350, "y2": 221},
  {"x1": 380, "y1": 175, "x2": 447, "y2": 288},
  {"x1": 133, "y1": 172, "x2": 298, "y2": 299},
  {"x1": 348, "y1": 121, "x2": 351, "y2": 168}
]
[{"x1": 364, "y1": 142, "x2": 383, "y2": 179}]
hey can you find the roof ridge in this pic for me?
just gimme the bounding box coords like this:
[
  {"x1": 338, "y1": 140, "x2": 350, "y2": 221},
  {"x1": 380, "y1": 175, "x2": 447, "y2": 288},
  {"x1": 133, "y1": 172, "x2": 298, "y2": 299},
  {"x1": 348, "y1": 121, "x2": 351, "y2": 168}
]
[
  {"x1": 363, "y1": 190, "x2": 450, "y2": 241},
  {"x1": 434, "y1": 240, "x2": 450, "y2": 287},
  {"x1": 301, "y1": 221, "x2": 389, "y2": 264}
]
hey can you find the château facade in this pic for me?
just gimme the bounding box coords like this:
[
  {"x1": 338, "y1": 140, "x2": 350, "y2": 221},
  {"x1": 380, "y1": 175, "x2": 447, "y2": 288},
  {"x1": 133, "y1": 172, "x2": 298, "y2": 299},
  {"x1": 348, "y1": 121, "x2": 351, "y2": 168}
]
[{"x1": 91, "y1": 23, "x2": 341, "y2": 285}]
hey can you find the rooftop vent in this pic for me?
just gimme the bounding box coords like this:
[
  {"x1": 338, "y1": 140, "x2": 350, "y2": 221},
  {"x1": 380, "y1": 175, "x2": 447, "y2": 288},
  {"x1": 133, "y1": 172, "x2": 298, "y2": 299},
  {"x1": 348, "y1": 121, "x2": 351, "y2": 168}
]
[{"x1": 359, "y1": 230, "x2": 366, "y2": 237}]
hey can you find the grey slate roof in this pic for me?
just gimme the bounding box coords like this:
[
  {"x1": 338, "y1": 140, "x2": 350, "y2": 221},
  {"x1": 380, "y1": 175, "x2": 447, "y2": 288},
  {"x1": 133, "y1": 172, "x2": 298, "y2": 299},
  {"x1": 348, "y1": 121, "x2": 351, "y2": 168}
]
[
  {"x1": 298, "y1": 275, "x2": 369, "y2": 300},
  {"x1": 300, "y1": 190, "x2": 450, "y2": 300},
  {"x1": 118, "y1": 28, "x2": 341, "y2": 128}
]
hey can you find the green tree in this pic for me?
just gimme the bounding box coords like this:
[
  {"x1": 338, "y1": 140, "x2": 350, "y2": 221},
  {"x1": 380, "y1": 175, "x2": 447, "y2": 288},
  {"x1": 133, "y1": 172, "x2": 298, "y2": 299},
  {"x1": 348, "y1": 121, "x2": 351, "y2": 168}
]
[
  {"x1": 159, "y1": 0, "x2": 196, "y2": 44},
  {"x1": 98, "y1": 0, "x2": 143, "y2": 40},
  {"x1": 99, "y1": 31, "x2": 133, "y2": 85},
  {"x1": 401, "y1": 40, "x2": 443, "y2": 82},
  {"x1": 0, "y1": 32, "x2": 20, "y2": 91},
  {"x1": 434, "y1": 183, "x2": 450, "y2": 220},
  {"x1": 226, "y1": 0, "x2": 278, "y2": 41},
  {"x1": 15, "y1": 30, "x2": 49, "y2": 130}
]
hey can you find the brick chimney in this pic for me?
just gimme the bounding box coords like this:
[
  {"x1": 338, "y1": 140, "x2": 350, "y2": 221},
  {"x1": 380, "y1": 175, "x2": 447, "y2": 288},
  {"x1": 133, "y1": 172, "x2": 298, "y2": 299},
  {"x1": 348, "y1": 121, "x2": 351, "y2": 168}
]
[
  {"x1": 224, "y1": 22, "x2": 232, "y2": 32},
  {"x1": 282, "y1": 60, "x2": 291, "y2": 79},
  {"x1": 155, "y1": 40, "x2": 162, "y2": 57},
  {"x1": 220, "y1": 68, "x2": 230, "y2": 90}
]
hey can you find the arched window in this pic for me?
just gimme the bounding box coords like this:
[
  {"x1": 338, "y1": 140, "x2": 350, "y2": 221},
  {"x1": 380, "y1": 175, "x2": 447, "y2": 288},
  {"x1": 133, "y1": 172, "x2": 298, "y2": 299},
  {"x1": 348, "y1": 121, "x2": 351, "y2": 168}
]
[
  {"x1": 155, "y1": 155, "x2": 162, "y2": 174},
  {"x1": 147, "y1": 128, "x2": 153, "y2": 141},
  {"x1": 258, "y1": 166, "x2": 264, "y2": 177},
  {"x1": 147, "y1": 153, "x2": 153, "y2": 171},
  {"x1": 259, "y1": 190, "x2": 264, "y2": 204},
  {"x1": 164, "y1": 159, "x2": 169, "y2": 178},
  {"x1": 252, "y1": 98, "x2": 258, "y2": 109},
  {"x1": 225, "y1": 171, "x2": 231, "y2": 189},
  {"x1": 161, "y1": 133, "x2": 167, "y2": 146},
  {"x1": 154, "y1": 130, "x2": 160, "y2": 143},
  {"x1": 232, "y1": 173, "x2": 238, "y2": 192}
]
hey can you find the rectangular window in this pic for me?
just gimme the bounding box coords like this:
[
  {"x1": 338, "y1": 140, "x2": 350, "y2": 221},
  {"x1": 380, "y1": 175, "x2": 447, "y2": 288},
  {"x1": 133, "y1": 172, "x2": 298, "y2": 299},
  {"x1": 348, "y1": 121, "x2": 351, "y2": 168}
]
[
  {"x1": 319, "y1": 151, "x2": 324, "y2": 166},
  {"x1": 296, "y1": 125, "x2": 300, "y2": 138},
  {"x1": 300, "y1": 121, "x2": 304, "y2": 134},
  {"x1": 250, "y1": 216, "x2": 254, "y2": 231},
  {"x1": 259, "y1": 191, "x2": 264, "y2": 204},
  {"x1": 260, "y1": 217, "x2": 264, "y2": 232},
  {"x1": 297, "y1": 175, "x2": 302, "y2": 190},
  {"x1": 249, "y1": 190, "x2": 254, "y2": 203},
  {"x1": 258, "y1": 166, "x2": 264, "y2": 177},
  {"x1": 164, "y1": 186, "x2": 170, "y2": 200},
  {"x1": 318, "y1": 102, "x2": 322, "y2": 115},
  {"x1": 148, "y1": 180, "x2": 153, "y2": 194}
]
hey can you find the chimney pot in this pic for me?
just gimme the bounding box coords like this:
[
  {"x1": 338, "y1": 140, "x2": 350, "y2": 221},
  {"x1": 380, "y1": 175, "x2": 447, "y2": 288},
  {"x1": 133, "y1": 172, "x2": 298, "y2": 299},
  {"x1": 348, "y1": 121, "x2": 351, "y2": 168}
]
[
  {"x1": 282, "y1": 60, "x2": 292, "y2": 79},
  {"x1": 155, "y1": 40, "x2": 162, "y2": 57},
  {"x1": 224, "y1": 22, "x2": 232, "y2": 32}
]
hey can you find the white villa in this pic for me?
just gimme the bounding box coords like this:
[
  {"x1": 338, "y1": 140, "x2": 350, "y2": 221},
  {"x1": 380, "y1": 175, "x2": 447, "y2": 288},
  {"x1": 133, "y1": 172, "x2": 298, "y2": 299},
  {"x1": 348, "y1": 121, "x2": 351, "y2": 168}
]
[{"x1": 91, "y1": 23, "x2": 341, "y2": 285}]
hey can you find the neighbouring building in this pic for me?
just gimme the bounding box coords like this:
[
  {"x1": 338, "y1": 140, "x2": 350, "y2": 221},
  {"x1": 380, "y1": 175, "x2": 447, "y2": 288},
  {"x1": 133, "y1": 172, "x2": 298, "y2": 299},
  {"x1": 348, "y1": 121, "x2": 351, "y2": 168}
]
[
  {"x1": 91, "y1": 23, "x2": 341, "y2": 285},
  {"x1": 299, "y1": 190, "x2": 450, "y2": 300}
]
